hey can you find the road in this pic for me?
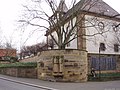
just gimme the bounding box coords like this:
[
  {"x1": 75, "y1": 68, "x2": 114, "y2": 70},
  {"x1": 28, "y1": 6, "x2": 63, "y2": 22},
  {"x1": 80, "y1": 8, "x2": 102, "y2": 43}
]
[
  {"x1": 0, "y1": 74, "x2": 120, "y2": 90},
  {"x1": 0, "y1": 78, "x2": 48, "y2": 90}
]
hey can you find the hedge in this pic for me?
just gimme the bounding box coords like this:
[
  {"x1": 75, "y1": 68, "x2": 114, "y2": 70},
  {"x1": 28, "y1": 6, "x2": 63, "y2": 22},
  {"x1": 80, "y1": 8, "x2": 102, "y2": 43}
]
[
  {"x1": 88, "y1": 72, "x2": 120, "y2": 81},
  {"x1": 0, "y1": 62, "x2": 37, "y2": 68}
]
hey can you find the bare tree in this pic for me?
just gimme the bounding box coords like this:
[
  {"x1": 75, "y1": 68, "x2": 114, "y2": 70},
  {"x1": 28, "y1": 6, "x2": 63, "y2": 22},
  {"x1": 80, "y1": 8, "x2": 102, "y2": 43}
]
[
  {"x1": 20, "y1": 41, "x2": 47, "y2": 59},
  {"x1": 110, "y1": 23, "x2": 120, "y2": 51},
  {"x1": 19, "y1": 0, "x2": 120, "y2": 49}
]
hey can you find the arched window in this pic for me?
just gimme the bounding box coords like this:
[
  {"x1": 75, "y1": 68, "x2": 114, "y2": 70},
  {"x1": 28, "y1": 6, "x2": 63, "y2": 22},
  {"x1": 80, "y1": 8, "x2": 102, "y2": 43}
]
[
  {"x1": 100, "y1": 43, "x2": 106, "y2": 51},
  {"x1": 114, "y1": 44, "x2": 119, "y2": 52}
]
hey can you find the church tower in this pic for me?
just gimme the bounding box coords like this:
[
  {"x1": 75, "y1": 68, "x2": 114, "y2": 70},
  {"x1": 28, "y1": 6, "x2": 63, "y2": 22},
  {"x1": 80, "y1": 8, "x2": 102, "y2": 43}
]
[
  {"x1": 57, "y1": 0, "x2": 68, "y2": 12},
  {"x1": 49, "y1": 0, "x2": 68, "y2": 25}
]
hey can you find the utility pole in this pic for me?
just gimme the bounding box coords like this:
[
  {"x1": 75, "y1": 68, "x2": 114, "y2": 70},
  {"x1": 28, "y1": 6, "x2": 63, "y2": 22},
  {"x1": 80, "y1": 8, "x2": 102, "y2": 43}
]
[{"x1": 98, "y1": 47, "x2": 101, "y2": 81}]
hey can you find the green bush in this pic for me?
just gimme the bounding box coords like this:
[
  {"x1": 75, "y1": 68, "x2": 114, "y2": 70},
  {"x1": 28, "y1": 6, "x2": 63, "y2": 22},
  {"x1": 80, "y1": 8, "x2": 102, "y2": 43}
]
[
  {"x1": 99, "y1": 73, "x2": 120, "y2": 77},
  {"x1": 88, "y1": 72, "x2": 120, "y2": 81},
  {"x1": 0, "y1": 62, "x2": 37, "y2": 68}
]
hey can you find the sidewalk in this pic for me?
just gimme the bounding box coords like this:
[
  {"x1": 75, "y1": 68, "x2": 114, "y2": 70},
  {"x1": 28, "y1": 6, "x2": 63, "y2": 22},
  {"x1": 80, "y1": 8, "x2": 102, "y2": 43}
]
[{"x1": 0, "y1": 74, "x2": 120, "y2": 90}]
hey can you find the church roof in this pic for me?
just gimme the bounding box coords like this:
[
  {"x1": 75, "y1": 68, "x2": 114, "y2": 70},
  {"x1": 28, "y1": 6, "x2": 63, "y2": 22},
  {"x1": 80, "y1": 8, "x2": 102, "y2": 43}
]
[
  {"x1": 65, "y1": 0, "x2": 120, "y2": 19},
  {"x1": 46, "y1": 0, "x2": 120, "y2": 36}
]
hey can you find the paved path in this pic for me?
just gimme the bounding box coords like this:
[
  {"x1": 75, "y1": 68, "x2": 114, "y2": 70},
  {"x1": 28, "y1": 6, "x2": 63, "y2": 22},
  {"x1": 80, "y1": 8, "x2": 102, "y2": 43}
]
[{"x1": 0, "y1": 74, "x2": 120, "y2": 90}]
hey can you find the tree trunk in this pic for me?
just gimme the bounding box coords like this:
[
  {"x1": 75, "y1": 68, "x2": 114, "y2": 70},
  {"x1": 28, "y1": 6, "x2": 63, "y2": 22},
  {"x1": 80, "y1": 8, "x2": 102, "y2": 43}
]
[{"x1": 58, "y1": 44, "x2": 65, "y2": 49}]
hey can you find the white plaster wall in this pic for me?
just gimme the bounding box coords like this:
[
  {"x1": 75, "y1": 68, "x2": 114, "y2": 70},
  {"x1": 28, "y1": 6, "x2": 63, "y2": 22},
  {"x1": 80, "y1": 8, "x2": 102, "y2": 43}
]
[
  {"x1": 85, "y1": 15, "x2": 120, "y2": 54},
  {"x1": 65, "y1": 17, "x2": 77, "y2": 49},
  {"x1": 66, "y1": 35, "x2": 77, "y2": 49},
  {"x1": 48, "y1": 17, "x2": 78, "y2": 49},
  {"x1": 48, "y1": 31, "x2": 58, "y2": 49}
]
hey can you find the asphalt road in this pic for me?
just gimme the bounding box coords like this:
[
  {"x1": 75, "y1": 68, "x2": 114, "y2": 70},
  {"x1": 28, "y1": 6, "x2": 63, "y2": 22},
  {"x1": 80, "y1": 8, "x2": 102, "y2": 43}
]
[
  {"x1": 0, "y1": 79, "x2": 46, "y2": 90},
  {"x1": 0, "y1": 74, "x2": 120, "y2": 90}
]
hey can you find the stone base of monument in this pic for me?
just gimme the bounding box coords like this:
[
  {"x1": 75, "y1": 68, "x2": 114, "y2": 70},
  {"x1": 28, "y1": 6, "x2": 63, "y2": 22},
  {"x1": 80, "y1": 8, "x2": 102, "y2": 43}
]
[{"x1": 37, "y1": 49, "x2": 88, "y2": 82}]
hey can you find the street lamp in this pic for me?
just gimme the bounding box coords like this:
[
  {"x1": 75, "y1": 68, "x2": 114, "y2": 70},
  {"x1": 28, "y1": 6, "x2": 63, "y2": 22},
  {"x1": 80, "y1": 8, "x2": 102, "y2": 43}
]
[
  {"x1": 99, "y1": 43, "x2": 106, "y2": 81},
  {"x1": 98, "y1": 46, "x2": 101, "y2": 81}
]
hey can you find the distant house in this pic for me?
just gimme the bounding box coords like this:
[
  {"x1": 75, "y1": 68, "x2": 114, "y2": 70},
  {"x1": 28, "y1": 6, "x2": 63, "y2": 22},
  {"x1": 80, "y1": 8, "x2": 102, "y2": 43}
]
[
  {"x1": 46, "y1": 0, "x2": 120, "y2": 74},
  {"x1": 0, "y1": 48, "x2": 16, "y2": 63}
]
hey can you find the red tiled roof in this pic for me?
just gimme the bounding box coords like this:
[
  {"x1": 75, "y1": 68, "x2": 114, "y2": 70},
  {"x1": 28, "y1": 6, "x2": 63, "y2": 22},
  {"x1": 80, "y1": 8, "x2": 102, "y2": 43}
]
[{"x1": 0, "y1": 49, "x2": 16, "y2": 57}]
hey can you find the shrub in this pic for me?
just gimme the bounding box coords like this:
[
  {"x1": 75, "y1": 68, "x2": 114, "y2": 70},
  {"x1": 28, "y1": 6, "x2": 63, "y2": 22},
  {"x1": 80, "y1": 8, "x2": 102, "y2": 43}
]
[{"x1": 0, "y1": 62, "x2": 37, "y2": 68}]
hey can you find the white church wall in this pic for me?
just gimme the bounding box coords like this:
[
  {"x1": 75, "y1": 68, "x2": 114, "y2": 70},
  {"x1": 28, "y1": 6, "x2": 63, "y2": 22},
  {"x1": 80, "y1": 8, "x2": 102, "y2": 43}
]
[
  {"x1": 85, "y1": 15, "x2": 120, "y2": 54},
  {"x1": 48, "y1": 17, "x2": 78, "y2": 49}
]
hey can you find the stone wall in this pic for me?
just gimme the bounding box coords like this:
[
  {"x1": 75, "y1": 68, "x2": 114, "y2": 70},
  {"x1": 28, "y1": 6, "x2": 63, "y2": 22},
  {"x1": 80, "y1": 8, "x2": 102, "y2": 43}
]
[
  {"x1": 18, "y1": 50, "x2": 120, "y2": 81},
  {"x1": 20, "y1": 56, "x2": 39, "y2": 62},
  {"x1": 37, "y1": 49, "x2": 88, "y2": 82},
  {"x1": 0, "y1": 67, "x2": 37, "y2": 78}
]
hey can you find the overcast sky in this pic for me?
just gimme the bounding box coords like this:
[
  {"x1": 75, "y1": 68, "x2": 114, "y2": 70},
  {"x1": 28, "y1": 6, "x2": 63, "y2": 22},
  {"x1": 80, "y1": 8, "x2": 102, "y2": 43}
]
[{"x1": 0, "y1": 0, "x2": 120, "y2": 49}]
